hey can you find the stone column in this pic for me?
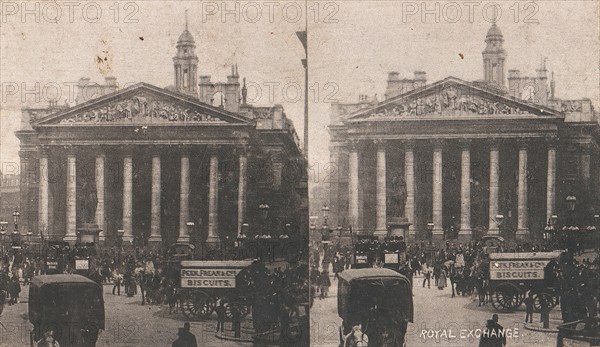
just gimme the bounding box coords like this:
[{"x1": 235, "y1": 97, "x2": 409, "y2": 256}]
[
  {"x1": 178, "y1": 153, "x2": 190, "y2": 243},
  {"x1": 488, "y1": 141, "x2": 500, "y2": 234},
  {"x1": 237, "y1": 147, "x2": 248, "y2": 237},
  {"x1": 207, "y1": 148, "x2": 220, "y2": 245},
  {"x1": 459, "y1": 140, "x2": 472, "y2": 241},
  {"x1": 404, "y1": 141, "x2": 416, "y2": 239},
  {"x1": 375, "y1": 140, "x2": 387, "y2": 237},
  {"x1": 122, "y1": 154, "x2": 134, "y2": 242},
  {"x1": 348, "y1": 140, "x2": 359, "y2": 230},
  {"x1": 149, "y1": 154, "x2": 162, "y2": 243},
  {"x1": 38, "y1": 149, "x2": 49, "y2": 235},
  {"x1": 18, "y1": 154, "x2": 30, "y2": 236},
  {"x1": 432, "y1": 140, "x2": 444, "y2": 240},
  {"x1": 546, "y1": 140, "x2": 557, "y2": 223},
  {"x1": 95, "y1": 153, "x2": 106, "y2": 241},
  {"x1": 64, "y1": 153, "x2": 77, "y2": 242},
  {"x1": 516, "y1": 142, "x2": 529, "y2": 239}
]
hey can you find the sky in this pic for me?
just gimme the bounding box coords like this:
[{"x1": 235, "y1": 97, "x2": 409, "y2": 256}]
[{"x1": 1, "y1": 1, "x2": 598, "y2": 179}]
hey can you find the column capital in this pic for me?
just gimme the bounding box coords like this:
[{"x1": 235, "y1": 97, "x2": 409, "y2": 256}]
[
  {"x1": 39, "y1": 145, "x2": 50, "y2": 157},
  {"x1": 544, "y1": 135, "x2": 559, "y2": 148},
  {"x1": 207, "y1": 144, "x2": 220, "y2": 156},
  {"x1": 121, "y1": 145, "x2": 135, "y2": 157},
  {"x1": 402, "y1": 139, "x2": 416, "y2": 150},
  {"x1": 63, "y1": 145, "x2": 78, "y2": 156},
  {"x1": 432, "y1": 139, "x2": 445, "y2": 150},
  {"x1": 488, "y1": 138, "x2": 501, "y2": 151},
  {"x1": 458, "y1": 138, "x2": 472, "y2": 150},
  {"x1": 517, "y1": 139, "x2": 528, "y2": 150},
  {"x1": 579, "y1": 142, "x2": 592, "y2": 154},
  {"x1": 234, "y1": 145, "x2": 250, "y2": 157},
  {"x1": 347, "y1": 139, "x2": 361, "y2": 151},
  {"x1": 373, "y1": 139, "x2": 387, "y2": 149}
]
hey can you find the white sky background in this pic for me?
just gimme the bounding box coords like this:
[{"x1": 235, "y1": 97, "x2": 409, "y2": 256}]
[{"x1": 1, "y1": 1, "x2": 599, "y2": 179}]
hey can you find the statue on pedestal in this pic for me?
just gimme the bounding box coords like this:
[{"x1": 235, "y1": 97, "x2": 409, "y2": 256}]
[
  {"x1": 389, "y1": 174, "x2": 407, "y2": 217},
  {"x1": 80, "y1": 180, "x2": 98, "y2": 224}
]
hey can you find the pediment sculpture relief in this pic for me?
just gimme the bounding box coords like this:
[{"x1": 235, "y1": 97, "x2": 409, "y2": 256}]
[
  {"x1": 366, "y1": 86, "x2": 529, "y2": 118},
  {"x1": 58, "y1": 94, "x2": 227, "y2": 124}
]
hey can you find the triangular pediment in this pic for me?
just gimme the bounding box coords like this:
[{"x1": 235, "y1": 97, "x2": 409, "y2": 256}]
[
  {"x1": 34, "y1": 83, "x2": 251, "y2": 126},
  {"x1": 347, "y1": 77, "x2": 560, "y2": 121}
]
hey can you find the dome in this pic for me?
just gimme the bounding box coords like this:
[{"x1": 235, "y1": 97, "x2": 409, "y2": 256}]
[
  {"x1": 486, "y1": 23, "x2": 503, "y2": 39},
  {"x1": 177, "y1": 29, "x2": 195, "y2": 45}
]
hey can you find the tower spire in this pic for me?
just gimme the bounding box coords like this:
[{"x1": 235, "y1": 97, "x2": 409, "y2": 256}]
[{"x1": 185, "y1": 9, "x2": 188, "y2": 30}]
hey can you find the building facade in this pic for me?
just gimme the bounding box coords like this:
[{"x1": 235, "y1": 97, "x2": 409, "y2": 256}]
[
  {"x1": 16, "y1": 22, "x2": 308, "y2": 247},
  {"x1": 329, "y1": 24, "x2": 599, "y2": 243}
]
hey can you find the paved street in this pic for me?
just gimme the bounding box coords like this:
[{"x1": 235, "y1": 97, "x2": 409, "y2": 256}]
[
  {"x1": 0, "y1": 284, "x2": 251, "y2": 347},
  {"x1": 310, "y1": 272, "x2": 559, "y2": 347}
]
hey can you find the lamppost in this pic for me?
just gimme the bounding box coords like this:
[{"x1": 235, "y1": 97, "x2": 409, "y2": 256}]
[
  {"x1": 117, "y1": 229, "x2": 125, "y2": 264},
  {"x1": 12, "y1": 208, "x2": 20, "y2": 235},
  {"x1": 0, "y1": 221, "x2": 7, "y2": 255},
  {"x1": 427, "y1": 222, "x2": 434, "y2": 245},
  {"x1": 321, "y1": 204, "x2": 330, "y2": 242},
  {"x1": 259, "y1": 204, "x2": 270, "y2": 236},
  {"x1": 563, "y1": 195, "x2": 578, "y2": 253},
  {"x1": 11, "y1": 208, "x2": 20, "y2": 245},
  {"x1": 543, "y1": 218, "x2": 556, "y2": 245},
  {"x1": 594, "y1": 214, "x2": 600, "y2": 254},
  {"x1": 336, "y1": 224, "x2": 343, "y2": 238}
]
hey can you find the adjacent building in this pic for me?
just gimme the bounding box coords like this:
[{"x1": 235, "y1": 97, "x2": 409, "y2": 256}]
[{"x1": 328, "y1": 24, "x2": 599, "y2": 242}]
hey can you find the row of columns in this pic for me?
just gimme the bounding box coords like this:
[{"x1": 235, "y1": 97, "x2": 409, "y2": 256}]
[
  {"x1": 348, "y1": 139, "x2": 557, "y2": 240},
  {"x1": 38, "y1": 146, "x2": 248, "y2": 244}
]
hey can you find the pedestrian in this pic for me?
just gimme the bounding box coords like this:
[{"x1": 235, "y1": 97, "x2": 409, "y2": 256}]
[
  {"x1": 437, "y1": 268, "x2": 446, "y2": 290},
  {"x1": 344, "y1": 322, "x2": 368, "y2": 347},
  {"x1": 112, "y1": 270, "x2": 122, "y2": 296},
  {"x1": 423, "y1": 267, "x2": 431, "y2": 288},
  {"x1": 8, "y1": 275, "x2": 20, "y2": 305},
  {"x1": 172, "y1": 322, "x2": 197, "y2": 347},
  {"x1": 478, "y1": 314, "x2": 506, "y2": 347},
  {"x1": 523, "y1": 292, "x2": 534, "y2": 323},
  {"x1": 215, "y1": 300, "x2": 226, "y2": 333},
  {"x1": 320, "y1": 270, "x2": 331, "y2": 298}
]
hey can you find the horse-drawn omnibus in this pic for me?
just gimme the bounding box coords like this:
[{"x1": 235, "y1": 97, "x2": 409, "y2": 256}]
[{"x1": 338, "y1": 268, "x2": 413, "y2": 347}]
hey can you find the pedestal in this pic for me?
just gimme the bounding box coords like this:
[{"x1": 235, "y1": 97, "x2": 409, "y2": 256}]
[
  {"x1": 386, "y1": 217, "x2": 412, "y2": 242},
  {"x1": 76, "y1": 223, "x2": 102, "y2": 244}
]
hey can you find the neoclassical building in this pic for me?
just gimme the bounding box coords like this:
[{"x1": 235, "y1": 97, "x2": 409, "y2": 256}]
[
  {"x1": 328, "y1": 24, "x2": 599, "y2": 242},
  {"x1": 16, "y1": 22, "x2": 308, "y2": 247}
]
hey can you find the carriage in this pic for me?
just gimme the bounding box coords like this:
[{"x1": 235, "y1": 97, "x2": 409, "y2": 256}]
[
  {"x1": 337, "y1": 268, "x2": 413, "y2": 347},
  {"x1": 176, "y1": 260, "x2": 258, "y2": 321},
  {"x1": 487, "y1": 251, "x2": 562, "y2": 311}
]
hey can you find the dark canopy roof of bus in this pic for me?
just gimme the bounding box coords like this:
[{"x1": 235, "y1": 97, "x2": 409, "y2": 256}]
[
  {"x1": 338, "y1": 268, "x2": 408, "y2": 282},
  {"x1": 31, "y1": 274, "x2": 99, "y2": 287}
]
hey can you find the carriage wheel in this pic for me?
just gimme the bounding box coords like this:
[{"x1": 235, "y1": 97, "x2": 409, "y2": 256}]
[
  {"x1": 182, "y1": 291, "x2": 216, "y2": 321},
  {"x1": 491, "y1": 283, "x2": 522, "y2": 311},
  {"x1": 533, "y1": 292, "x2": 556, "y2": 312}
]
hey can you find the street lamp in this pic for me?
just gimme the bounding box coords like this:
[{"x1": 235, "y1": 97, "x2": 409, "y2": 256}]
[
  {"x1": 321, "y1": 204, "x2": 330, "y2": 226},
  {"x1": 259, "y1": 204, "x2": 270, "y2": 220},
  {"x1": 427, "y1": 222, "x2": 434, "y2": 242},
  {"x1": 12, "y1": 208, "x2": 20, "y2": 235},
  {"x1": 543, "y1": 218, "x2": 555, "y2": 241},
  {"x1": 566, "y1": 195, "x2": 577, "y2": 212},
  {"x1": 495, "y1": 214, "x2": 504, "y2": 229},
  {"x1": 240, "y1": 223, "x2": 249, "y2": 238}
]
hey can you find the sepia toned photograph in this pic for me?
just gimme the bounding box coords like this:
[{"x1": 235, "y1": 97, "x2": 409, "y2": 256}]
[{"x1": 1, "y1": 1, "x2": 599, "y2": 347}]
